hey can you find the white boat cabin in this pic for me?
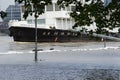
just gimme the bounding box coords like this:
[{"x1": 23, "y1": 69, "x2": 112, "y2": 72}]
[{"x1": 20, "y1": 0, "x2": 76, "y2": 30}]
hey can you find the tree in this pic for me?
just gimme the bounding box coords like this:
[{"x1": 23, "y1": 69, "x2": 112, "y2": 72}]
[
  {"x1": 15, "y1": 0, "x2": 52, "y2": 61},
  {"x1": 107, "y1": 0, "x2": 120, "y2": 31},
  {"x1": 0, "y1": 11, "x2": 7, "y2": 19},
  {"x1": 57, "y1": 0, "x2": 120, "y2": 34}
]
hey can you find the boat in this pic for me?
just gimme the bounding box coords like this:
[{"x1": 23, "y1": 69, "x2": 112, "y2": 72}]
[
  {"x1": 8, "y1": 1, "x2": 83, "y2": 42},
  {"x1": 7, "y1": 0, "x2": 120, "y2": 42},
  {"x1": 9, "y1": 20, "x2": 81, "y2": 42}
]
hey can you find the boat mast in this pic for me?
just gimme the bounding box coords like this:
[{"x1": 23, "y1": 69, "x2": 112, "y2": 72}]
[{"x1": 34, "y1": 5, "x2": 38, "y2": 62}]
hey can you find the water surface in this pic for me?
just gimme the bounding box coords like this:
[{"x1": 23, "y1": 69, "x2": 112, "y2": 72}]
[{"x1": 0, "y1": 35, "x2": 120, "y2": 80}]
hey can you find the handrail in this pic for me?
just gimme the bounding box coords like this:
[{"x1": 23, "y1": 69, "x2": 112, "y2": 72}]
[{"x1": 93, "y1": 33, "x2": 120, "y2": 41}]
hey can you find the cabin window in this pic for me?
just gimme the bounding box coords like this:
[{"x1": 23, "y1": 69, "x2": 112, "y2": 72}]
[
  {"x1": 37, "y1": 19, "x2": 45, "y2": 24},
  {"x1": 75, "y1": 33, "x2": 78, "y2": 36},
  {"x1": 55, "y1": 4, "x2": 61, "y2": 11},
  {"x1": 48, "y1": 32, "x2": 50, "y2": 35},
  {"x1": 67, "y1": 32, "x2": 71, "y2": 35},
  {"x1": 67, "y1": 7, "x2": 70, "y2": 11},
  {"x1": 27, "y1": 19, "x2": 45, "y2": 24},
  {"x1": 71, "y1": 6, "x2": 76, "y2": 11},
  {"x1": 61, "y1": 32, "x2": 64, "y2": 35},
  {"x1": 73, "y1": 33, "x2": 75, "y2": 36},
  {"x1": 54, "y1": 32, "x2": 58, "y2": 35},
  {"x1": 21, "y1": 6, "x2": 25, "y2": 12},
  {"x1": 27, "y1": 20, "x2": 33, "y2": 24},
  {"x1": 73, "y1": 33, "x2": 74, "y2": 36},
  {"x1": 46, "y1": 4, "x2": 53, "y2": 11},
  {"x1": 43, "y1": 32, "x2": 46, "y2": 35}
]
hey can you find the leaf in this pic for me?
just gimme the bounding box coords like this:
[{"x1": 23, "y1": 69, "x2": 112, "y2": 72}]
[
  {"x1": 0, "y1": 11, "x2": 7, "y2": 19},
  {"x1": 15, "y1": 0, "x2": 52, "y2": 19}
]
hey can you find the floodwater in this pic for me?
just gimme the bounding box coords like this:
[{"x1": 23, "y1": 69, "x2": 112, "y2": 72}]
[{"x1": 0, "y1": 34, "x2": 120, "y2": 80}]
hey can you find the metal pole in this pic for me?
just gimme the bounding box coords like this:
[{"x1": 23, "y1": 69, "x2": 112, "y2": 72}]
[
  {"x1": 34, "y1": 6, "x2": 38, "y2": 62},
  {"x1": 104, "y1": 38, "x2": 106, "y2": 48},
  {"x1": 11, "y1": 6, "x2": 13, "y2": 20}
]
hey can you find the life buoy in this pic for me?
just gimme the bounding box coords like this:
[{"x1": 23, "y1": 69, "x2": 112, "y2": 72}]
[{"x1": 54, "y1": 37, "x2": 58, "y2": 42}]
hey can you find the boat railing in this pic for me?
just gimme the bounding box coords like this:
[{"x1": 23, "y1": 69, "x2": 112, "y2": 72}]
[
  {"x1": 80, "y1": 31, "x2": 120, "y2": 41},
  {"x1": 20, "y1": 23, "x2": 47, "y2": 28},
  {"x1": 92, "y1": 33, "x2": 120, "y2": 41}
]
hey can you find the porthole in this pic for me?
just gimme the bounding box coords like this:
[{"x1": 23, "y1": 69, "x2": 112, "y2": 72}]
[
  {"x1": 48, "y1": 32, "x2": 50, "y2": 35},
  {"x1": 61, "y1": 32, "x2": 64, "y2": 35},
  {"x1": 67, "y1": 32, "x2": 71, "y2": 35},
  {"x1": 43, "y1": 32, "x2": 46, "y2": 35},
  {"x1": 54, "y1": 32, "x2": 58, "y2": 35}
]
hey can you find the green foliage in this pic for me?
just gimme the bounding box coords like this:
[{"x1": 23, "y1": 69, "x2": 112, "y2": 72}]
[
  {"x1": 15, "y1": 0, "x2": 52, "y2": 19},
  {"x1": 57, "y1": 0, "x2": 120, "y2": 34},
  {"x1": 118, "y1": 28, "x2": 120, "y2": 33},
  {"x1": 0, "y1": 11, "x2": 7, "y2": 19}
]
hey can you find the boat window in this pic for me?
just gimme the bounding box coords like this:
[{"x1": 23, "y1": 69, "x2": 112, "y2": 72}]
[
  {"x1": 21, "y1": 6, "x2": 25, "y2": 13},
  {"x1": 61, "y1": 32, "x2": 64, "y2": 35},
  {"x1": 48, "y1": 32, "x2": 50, "y2": 35},
  {"x1": 75, "y1": 33, "x2": 78, "y2": 36},
  {"x1": 27, "y1": 19, "x2": 45, "y2": 24},
  {"x1": 43, "y1": 32, "x2": 46, "y2": 35},
  {"x1": 73, "y1": 33, "x2": 75, "y2": 36},
  {"x1": 55, "y1": 4, "x2": 61, "y2": 11},
  {"x1": 46, "y1": 4, "x2": 53, "y2": 11},
  {"x1": 54, "y1": 32, "x2": 58, "y2": 35},
  {"x1": 27, "y1": 20, "x2": 33, "y2": 24},
  {"x1": 71, "y1": 6, "x2": 76, "y2": 11},
  {"x1": 73, "y1": 33, "x2": 74, "y2": 36},
  {"x1": 67, "y1": 32, "x2": 71, "y2": 35},
  {"x1": 37, "y1": 19, "x2": 45, "y2": 24},
  {"x1": 67, "y1": 7, "x2": 70, "y2": 11}
]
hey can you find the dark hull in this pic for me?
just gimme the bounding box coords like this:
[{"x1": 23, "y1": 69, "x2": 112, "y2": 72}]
[{"x1": 9, "y1": 26, "x2": 81, "y2": 42}]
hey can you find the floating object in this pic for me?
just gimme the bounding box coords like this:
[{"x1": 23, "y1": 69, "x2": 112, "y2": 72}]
[
  {"x1": 50, "y1": 48, "x2": 54, "y2": 50},
  {"x1": 32, "y1": 49, "x2": 43, "y2": 51}
]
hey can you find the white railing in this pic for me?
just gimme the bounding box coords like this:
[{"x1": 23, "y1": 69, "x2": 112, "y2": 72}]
[{"x1": 93, "y1": 33, "x2": 120, "y2": 41}]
